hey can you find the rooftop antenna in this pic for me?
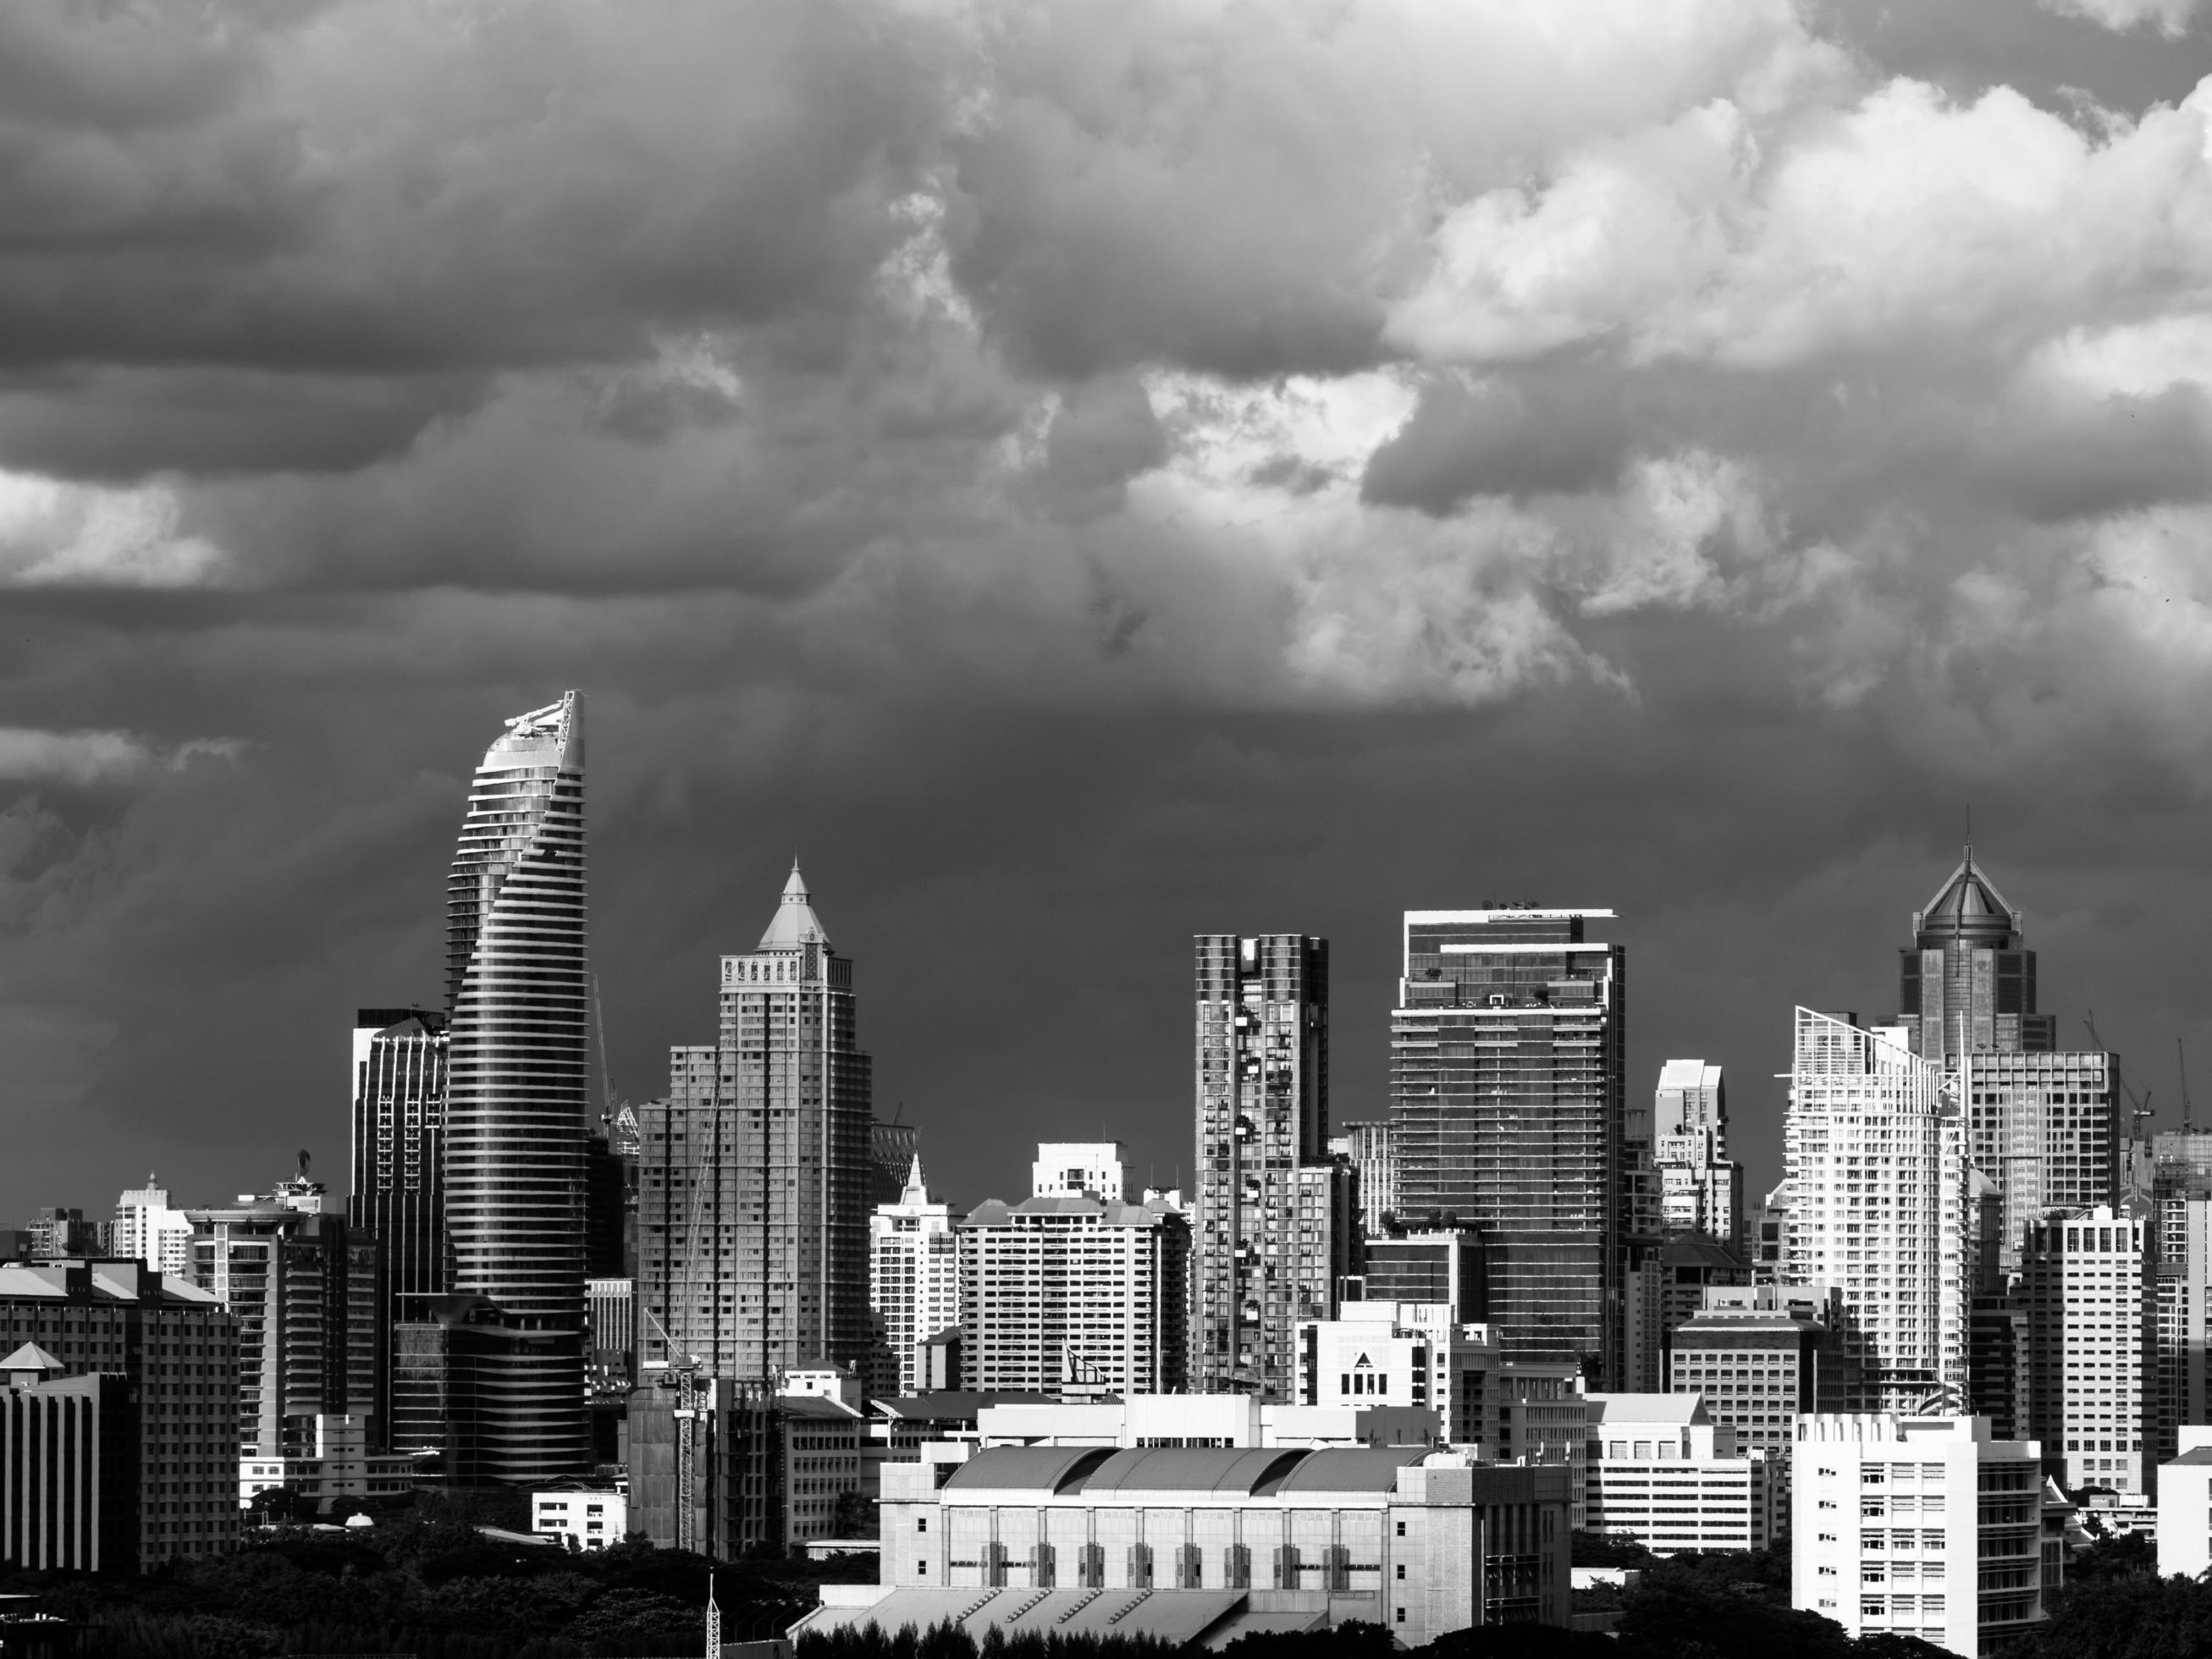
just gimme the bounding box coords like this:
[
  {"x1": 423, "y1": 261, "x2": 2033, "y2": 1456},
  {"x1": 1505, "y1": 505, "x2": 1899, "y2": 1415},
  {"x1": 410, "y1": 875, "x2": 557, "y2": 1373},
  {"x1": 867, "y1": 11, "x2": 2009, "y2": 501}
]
[{"x1": 2182, "y1": 1038, "x2": 2194, "y2": 1133}]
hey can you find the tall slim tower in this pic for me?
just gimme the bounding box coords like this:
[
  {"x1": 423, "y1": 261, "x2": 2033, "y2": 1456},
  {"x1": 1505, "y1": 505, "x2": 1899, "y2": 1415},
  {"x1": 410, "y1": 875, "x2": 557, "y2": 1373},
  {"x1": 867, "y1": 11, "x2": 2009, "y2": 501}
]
[
  {"x1": 350, "y1": 1007, "x2": 450, "y2": 1447},
  {"x1": 1896, "y1": 849, "x2": 2056, "y2": 1063},
  {"x1": 1784, "y1": 1007, "x2": 1967, "y2": 1411},
  {"x1": 639, "y1": 866, "x2": 873, "y2": 1379},
  {"x1": 442, "y1": 692, "x2": 589, "y2": 1483},
  {"x1": 1389, "y1": 908, "x2": 1625, "y2": 1382},
  {"x1": 1193, "y1": 934, "x2": 1332, "y2": 1397}
]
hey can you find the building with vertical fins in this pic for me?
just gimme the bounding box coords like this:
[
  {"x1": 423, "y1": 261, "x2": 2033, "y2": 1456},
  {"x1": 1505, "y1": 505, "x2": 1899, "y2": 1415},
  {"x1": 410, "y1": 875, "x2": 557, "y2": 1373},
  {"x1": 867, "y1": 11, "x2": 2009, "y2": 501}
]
[
  {"x1": 442, "y1": 692, "x2": 589, "y2": 1484},
  {"x1": 1783, "y1": 1008, "x2": 1967, "y2": 1413},
  {"x1": 639, "y1": 866, "x2": 874, "y2": 1381},
  {"x1": 349, "y1": 1007, "x2": 450, "y2": 1445},
  {"x1": 1193, "y1": 934, "x2": 1333, "y2": 1398},
  {"x1": 1895, "y1": 850, "x2": 2055, "y2": 1064},
  {"x1": 1389, "y1": 909, "x2": 1625, "y2": 1384}
]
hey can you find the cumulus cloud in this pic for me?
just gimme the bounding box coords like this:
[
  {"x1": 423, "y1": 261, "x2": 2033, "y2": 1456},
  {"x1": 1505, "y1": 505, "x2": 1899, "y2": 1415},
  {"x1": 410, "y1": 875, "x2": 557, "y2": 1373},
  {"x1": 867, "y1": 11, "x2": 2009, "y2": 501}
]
[
  {"x1": 2041, "y1": 0, "x2": 2201, "y2": 36},
  {"x1": 0, "y1": 727, "x2": 240, "y2": 787}
]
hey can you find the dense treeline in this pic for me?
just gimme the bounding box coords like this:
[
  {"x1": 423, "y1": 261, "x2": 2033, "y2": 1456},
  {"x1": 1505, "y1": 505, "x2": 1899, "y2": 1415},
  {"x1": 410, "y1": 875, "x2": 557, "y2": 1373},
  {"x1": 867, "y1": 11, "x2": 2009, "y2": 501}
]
[{"x1": 0, "y1": 1495, "x2": 868, "y2": 1659}]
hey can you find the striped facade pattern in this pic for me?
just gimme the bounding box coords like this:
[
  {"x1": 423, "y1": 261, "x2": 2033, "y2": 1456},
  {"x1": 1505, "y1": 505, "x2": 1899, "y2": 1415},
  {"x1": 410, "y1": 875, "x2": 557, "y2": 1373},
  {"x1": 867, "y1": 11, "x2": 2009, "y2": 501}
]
[{"x1": 0, "y1": 1375, "x2": 118, "y2": 1570}]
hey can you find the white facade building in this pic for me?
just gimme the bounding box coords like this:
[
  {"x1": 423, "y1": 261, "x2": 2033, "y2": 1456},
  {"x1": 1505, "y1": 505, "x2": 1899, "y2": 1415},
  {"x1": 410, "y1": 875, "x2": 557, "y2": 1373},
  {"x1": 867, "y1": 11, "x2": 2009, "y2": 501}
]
[
  {"x1": 1032, "y1": 1144, "x2": 1132, "y2": 1203},
  {"x1": 1327, "y1": 1122, "x2": 1397, "y2": 1234},
  {"x1": 2155, "y1": 1426, "x2": 2212, "y2": 1577},
  {"x1": 532, "y1": 1483, "x2": 628, "y2": 1550},
  {"x1": 1294, "y1": 1303, "x2": 1491, "y2": 1442},
  {"x1": 1784, "y1": 1009, "x2": 1967, "y2": 1412},
  {"x1": 1792, "y1": 1414, "x2": 2044, "y2": 1658},
  {"x1": 1583, "y1": 1394, "x2": 1778, "y2": 1553},
  {"x1": 113, "y1": 1181, "x2": 193, "y2": 1276},
  {"x1": 2022, "y1": 1204, "x2": 2150, "y2": 1495},
  {"x1": 871, "y1": 1158, "x2": 963, "y2": 1396}
]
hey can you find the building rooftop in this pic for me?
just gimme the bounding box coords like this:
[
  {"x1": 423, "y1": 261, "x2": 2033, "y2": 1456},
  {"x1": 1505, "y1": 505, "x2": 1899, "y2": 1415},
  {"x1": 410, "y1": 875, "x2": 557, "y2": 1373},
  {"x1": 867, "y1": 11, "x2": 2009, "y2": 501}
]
[
  {"x1": 758, "y1": 863, "x2": 831, "y2": 951},
  {"x1": 876, "y1": 1392, "x2": 1055, "y2": 1419},
  {"x1": 1913, "y1": 848, "x2": 2022, "y2": 945},
  {"x1": 1272, "y1": 1447, "x2": 1432, "y2": 1492},
  {"x1": 1589, "y1": 1394, "x2": 1708, "y2": 1425},
  {"x1": 792, "y1": 1587, "x2": 1260, "y2": 1649},
  {"x1": 1082, "y1": 1447, "x2": 1305, "y2": 1496},
  {"x1": 941, "y1": 1446, "x2": 1115, "y2": 1494},
  {"x1": 0, "y1": 1262, "x2": 218, "y2": 1306}
]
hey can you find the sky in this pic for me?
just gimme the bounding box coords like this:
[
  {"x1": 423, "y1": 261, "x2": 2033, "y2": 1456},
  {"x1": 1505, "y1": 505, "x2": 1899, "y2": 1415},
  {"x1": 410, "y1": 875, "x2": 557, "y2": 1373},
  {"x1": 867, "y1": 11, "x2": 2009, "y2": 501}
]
[{"x1": 4, "y1": 0, "x2": 2212, "y2": 1225}]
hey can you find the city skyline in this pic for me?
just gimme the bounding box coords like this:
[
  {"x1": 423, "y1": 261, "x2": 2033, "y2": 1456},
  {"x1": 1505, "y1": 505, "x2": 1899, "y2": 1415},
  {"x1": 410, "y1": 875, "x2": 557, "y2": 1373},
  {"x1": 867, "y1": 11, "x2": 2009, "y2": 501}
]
[{"x1": 8, "y1": 8, "x2": 2212, "y2": 1254}]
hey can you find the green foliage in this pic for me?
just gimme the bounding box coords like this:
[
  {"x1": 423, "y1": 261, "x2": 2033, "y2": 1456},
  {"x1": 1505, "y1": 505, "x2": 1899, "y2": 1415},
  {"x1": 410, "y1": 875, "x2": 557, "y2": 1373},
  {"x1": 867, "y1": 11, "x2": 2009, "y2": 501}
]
[
  {"x1": 2021, "y1": 1567, "x2": 2212, "y2": 1659},
  {"x1": 2066, "y1": 1531, "x2": 2156, "y2": 1584},
  {"x1": 1571, "y1": 1529, "x2": 1657, "y2": 1568}
]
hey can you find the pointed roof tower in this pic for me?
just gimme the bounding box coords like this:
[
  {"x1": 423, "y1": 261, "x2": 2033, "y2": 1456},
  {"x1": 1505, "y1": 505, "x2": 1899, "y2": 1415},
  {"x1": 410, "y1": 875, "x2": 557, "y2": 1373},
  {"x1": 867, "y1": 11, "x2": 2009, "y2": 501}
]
[
  {"x1": 900, "y1": 1154, "x2": 929, "y2": 1205},
  {"x1": 758, "y1": 862, "x2": 832, "y2": 951},
  {"x1": 1912, "y1": 846, "x2": 2023, "y2": 949}
]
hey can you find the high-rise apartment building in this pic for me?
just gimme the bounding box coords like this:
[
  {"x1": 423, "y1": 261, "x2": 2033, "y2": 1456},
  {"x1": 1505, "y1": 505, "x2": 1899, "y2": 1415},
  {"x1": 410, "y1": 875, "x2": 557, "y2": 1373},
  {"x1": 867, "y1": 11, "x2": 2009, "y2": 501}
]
[
  {"x1": 639, "y1": 866, "x2": 874, "y2": 1379},
  {"x1": 1895, "y1": 851, "x2": 2056, "y2": 1065},
  {"x1": 1652, "y1": 1061, "x2": 1743, "y2": 1251},
  {"x1": 443, "y1": 692, "x2": 590, "y2": 1484},
  {"x1": 1390, "y1": 908, "x2": 1625, "y2": 1382},
  {"x1": 1792, "y1": 1414, "x2": 2047, "y2": 1655},
  {"x1": 1033, "y1": 1143, "x2": 1132, "y2": 1202},
  {"x1": 961, "y1": 1188, "x2": 1189, "y2": 1397},
  {"x1": 1194, "y1": 934, "x2": 1332, "y2": 1398},
  {"x1": 113, "y1": 1181, "x2": 192, "y2": 1277},
  {"x1": 2152, "y1": 1133, "x2": 2212, "y2": 1463},
  {"x1": 871, "y1": 1157, "x2": 962, "y2": 1396},
  {"x1": 349, "y1": 1006, "x2": 449, "y2": 1445},
  {"x1": 1965, "y1": 1050, "x2": 2119, "y2": 1274},
  {"x1": 1327, "y1": 1122, "x2": 1398, "y2": 1234},
  {"x1": 185, "y1": 1178, "x2": 377, "y2": 1459},
  {"x1": 1666, "y1": 1285, "x2": 1845, "y2": 1464},
  {"x1": 2023, "y1": 1203, "x2": 2150, "y2": 1494},
  {"x1": 1358, "y1": 1231, "x2": 1484, "y2": 1324},
  {"x1": 1783, "y1": 1008, "x2": 1967, "y2": 1412},
  {"x1": 0, "y1": 1259, "x2": 240, "y2": 1569}
]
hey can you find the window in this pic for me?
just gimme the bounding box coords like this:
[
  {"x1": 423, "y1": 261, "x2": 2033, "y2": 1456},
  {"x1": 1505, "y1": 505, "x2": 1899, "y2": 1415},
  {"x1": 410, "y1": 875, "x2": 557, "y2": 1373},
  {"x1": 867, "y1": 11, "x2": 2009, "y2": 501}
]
[
  {"x1": 1396, "y1": 1565, "x2": 1405, "y2": 1580},
  {"x1": 917, "y1": 1517, "x2": 929, "y2": 1533},
  {"x1": 1396, "y1": 1610, "x2": 1405, "y2": 1625}
]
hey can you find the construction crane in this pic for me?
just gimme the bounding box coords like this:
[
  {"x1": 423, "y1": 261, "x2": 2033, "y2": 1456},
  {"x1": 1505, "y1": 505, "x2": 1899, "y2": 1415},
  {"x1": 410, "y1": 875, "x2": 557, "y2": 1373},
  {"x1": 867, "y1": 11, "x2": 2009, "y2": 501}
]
[{"x1": 2084, "y1": 1010, "x2": 2155, "y2": 1135}]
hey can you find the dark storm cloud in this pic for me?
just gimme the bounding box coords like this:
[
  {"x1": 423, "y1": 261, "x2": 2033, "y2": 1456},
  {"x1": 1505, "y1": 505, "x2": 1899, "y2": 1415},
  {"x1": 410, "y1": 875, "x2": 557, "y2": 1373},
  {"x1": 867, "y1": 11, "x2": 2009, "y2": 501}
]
[{"x1": 8, "y1": 0, "x2": 2212, "y2": 1217}]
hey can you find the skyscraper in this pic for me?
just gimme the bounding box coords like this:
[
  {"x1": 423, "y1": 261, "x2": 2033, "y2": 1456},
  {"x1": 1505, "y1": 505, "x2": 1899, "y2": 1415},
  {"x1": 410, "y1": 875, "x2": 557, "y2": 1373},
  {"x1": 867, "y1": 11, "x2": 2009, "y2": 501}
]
[
  {"x1": 1895, "y1": 850, "x2": 2056, "y2": 1064},
  {"x1": 1782, "y1": 1007, "x2": 1967, "y2": 1412},
  {"x1": 350, "y1": 1007, "x2": 449, "y2": 1445},
  {"x1": 1652, "y1": 1061, "x2": 1743, "y2": 1251},
  {"x1": 1965, "y1": 1050, "x2": 2121, "y2": 1274},
  {"x1": 443, "y1": 692, "x2": 589, "y2": 1484},
  {"x1": 1390, "y1": 908, "x2": 1625, "y2": 1382},
  {"x1": 2022, "y1": 1203, "x2": 2152, "y2": 1494},
  {"x1": 639, "y1": 866, "x2": 874, "y2": 1379},
  {"x1": 1193, "y1": 933, "x2": 1332, "y2": 1397},
  {"x1": 1328, "y1": 1121, "x2": 1398, "y2": 1234},
  {"x1": 871, "y1": 1157, "x2": 961, "y2": 1396}
]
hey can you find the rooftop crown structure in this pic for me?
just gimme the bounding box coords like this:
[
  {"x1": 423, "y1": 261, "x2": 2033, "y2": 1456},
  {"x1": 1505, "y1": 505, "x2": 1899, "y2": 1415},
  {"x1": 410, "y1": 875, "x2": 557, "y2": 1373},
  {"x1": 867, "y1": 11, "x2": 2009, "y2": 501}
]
[{"x1": 1897, "y1": 849, "x2": 2055, "y2": 1062}]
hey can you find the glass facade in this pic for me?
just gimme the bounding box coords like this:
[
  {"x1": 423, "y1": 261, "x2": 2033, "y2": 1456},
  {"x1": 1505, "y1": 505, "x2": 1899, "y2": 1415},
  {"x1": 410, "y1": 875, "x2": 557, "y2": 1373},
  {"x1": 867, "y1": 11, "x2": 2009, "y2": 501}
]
[
  {"x1": 1389, "y1": 909, "x2": 1624, "y2": 1383},
  {"x1": 443, "y1": 692, "x2": 589, "y2": 1483}
]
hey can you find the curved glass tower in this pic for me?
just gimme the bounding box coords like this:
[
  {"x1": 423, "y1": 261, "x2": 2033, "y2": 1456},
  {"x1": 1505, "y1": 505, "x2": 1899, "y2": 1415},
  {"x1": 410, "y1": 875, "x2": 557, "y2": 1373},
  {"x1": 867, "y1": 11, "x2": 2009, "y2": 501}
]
[{"x1": 444, "y1": 692, "x2": 588, "y2": 1482}]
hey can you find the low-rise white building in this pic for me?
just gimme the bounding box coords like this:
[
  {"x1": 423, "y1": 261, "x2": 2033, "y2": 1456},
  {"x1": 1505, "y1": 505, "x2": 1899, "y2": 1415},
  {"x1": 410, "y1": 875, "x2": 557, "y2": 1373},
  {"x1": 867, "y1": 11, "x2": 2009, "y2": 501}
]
[
  {"x1": 800, "y1": 1439, "x2": 1570, "y2": 1648},
  {"x1": 532, "y1": 1482, "x2": 628, "y2": 1550},
  {"x1": 1585, "y1": 1394, "x2": 1778, "y2": 1553},
  {"x1": 238, "y1": 1414, "x2": 412, "y2": 1515},
  {"x1": 2156, "y1": 1427, "x2": 2212, "y2": 1576},
  {"x1": 1792, "y1": 1414, "x2": 2044, "y2": 1658}
]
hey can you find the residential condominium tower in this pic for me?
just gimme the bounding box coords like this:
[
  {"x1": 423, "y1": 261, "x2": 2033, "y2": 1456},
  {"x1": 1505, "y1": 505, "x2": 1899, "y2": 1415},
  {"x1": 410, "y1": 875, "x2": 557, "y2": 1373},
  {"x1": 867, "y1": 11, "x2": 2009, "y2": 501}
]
[
  {"x1": 1965, "y1": 1050, "x2": 2120, "y2": 1275},
  {"x1": 871, "y1": 1157, "x2": 962, "y2": 1396},
  {"x1": 1193, "y1": 934, "x2": 1332, "y2": 1398},
  {"x1": 1390, "y1": 908, "x2": 1625, "y2": 1384},
  {"x1": 639, "y1": 865, "x2": 874, "y2": 1379},
  {"x1": 443, "y1": 692, "x2": 590, "y2": 1484},
  {"x1": 1652, "y1": 1060, "x2": 1743, "y2": 1251},
  {"x1": 1895, "y1": 850, "x2": 2056, "y2": 1066},
  {"x1": 2023, "y1": 1203, "x2": 2151, "y2": 1494},
  {"x1": 1783, "y1": 1008, "x2": 1967, "y2": 1412}
]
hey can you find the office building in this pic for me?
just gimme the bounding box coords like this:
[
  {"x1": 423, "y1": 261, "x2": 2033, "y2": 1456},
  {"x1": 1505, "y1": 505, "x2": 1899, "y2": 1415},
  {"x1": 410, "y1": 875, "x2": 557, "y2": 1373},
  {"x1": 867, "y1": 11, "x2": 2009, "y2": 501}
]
[
  {"x1": 1652, "y1": 1061, "x2": 1743, "y2": 1251},
  {"x1": 1967, "y1": 1051, "x2": 2119, "y2": 1275},
  {"x1": 836, "y1": 1436, "x2": 1572, "y2": 1646},
  {"x1": 1792, "y1": 1413, "x2": 2045, "y2": 1656},
  {"x1": 1968, "y1": 1297, "x2": 2031, "y2": 1441},
  {"x1": 1390, "y1": 908, "x2": 1625, "y2": 1382},
  {"x1": 237, "y1": 1414, "x2": 414, "y2": 1515},
  {"x1": 0, "y1": 1348, "x2": 130, "y2": 1571},
  {"x1": 2156, "y1": 1426, "x2": 2212, "y2": 1577},
  {"x1": 1666, "y1": 1287, "x2": 1845, "y2": 1464},
  {"x1": 1356, "y1": 1231, "x2": 1483, "y2": 1324},
  {"x1": 185, "y1": 1181, "x2": 377, "y2": 1458},
  {"x1": 348, "y1": 1006, "x2": 450, "y2": 1446},
  {"x1": 0, "y1": 1259, "x2": 239, "y2": 1569},
  {"x1": 585, "y1": 1103, "x2": 639, "y2": 1279},
  {"x1": 1293, "y1": 1303, "x2": 1491, "y2": 1442},
  {"x1": 113, "y1": 1182, "x2": 191, "y2": 1277},
  {"x1": 1783, "y1": 1008, "x2": 1967, "y2": 1412},
  {"x1": 1895, "y1": 850, "x2": 2056, "y2": 1065},
  {"x1": 961, "y1": 1188, "x2": 1189, "y2": 1397},
  {"x1": 1628, "y1": 1234, "x2": 1749, "y2": 1394},
  {"x1": 1328, "y1": 1122, "x2": 1398, "y2": 1234},
  {"x1": 586, "y1": 1276, "x2": 637, "y2": 1444},
  {"x1": 639, "y1": 864, "x2": 874, "y2": 1379},
  {"x1": 872, "y1": 1159, "x2": 962, "y2": 1397},
  {"x1": 443, "y1": 692, "x2": 590, "y2": 1484},
  {"x1": 1748, "y1": 1183, "x2": 1789, "y2": 1286},
  {"x1": 21, "y1": 1209, "x2": 99, "y2": 1260},
  {"x1": 1194, "y1": 934, "x2": 1332, "y2": 1399},
  {"x1": 2149, "y1": 1133, "x2": 2212, "y2": 1463},
  {"x1": 1585, "y1": 1394, "x2": 1779, "y2": 1552},
  {"x1": 2022, "y1": 1204, "x2": 2150, "y2": 1494},
  {"x1": 532, "y1": 1480, "x2": 629, "y2": 1551}
]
